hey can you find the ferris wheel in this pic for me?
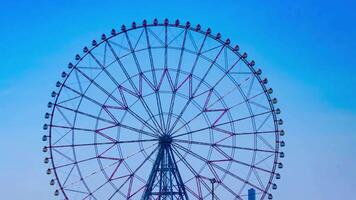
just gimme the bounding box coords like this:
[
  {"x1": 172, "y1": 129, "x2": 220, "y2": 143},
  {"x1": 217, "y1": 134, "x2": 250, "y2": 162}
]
[{"x1": 42, "y1": 18, "x2": 285, "y2": 200}]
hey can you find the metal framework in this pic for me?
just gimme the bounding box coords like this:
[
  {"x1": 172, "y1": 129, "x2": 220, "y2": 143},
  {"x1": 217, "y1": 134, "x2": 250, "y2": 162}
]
[{"x1": 42, "y1": 18, "x2": 285, "y2": 200}]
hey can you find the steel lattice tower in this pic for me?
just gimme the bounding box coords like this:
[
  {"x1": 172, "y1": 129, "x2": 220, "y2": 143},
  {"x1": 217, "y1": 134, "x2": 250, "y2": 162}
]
[{"x1": 142, "y1": 135, "x2": 189, "y2": 200}]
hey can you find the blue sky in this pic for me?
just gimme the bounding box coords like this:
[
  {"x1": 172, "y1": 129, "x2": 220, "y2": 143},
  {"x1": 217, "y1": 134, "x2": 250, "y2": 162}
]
[{"x1": 0, "y1": 0, "x2": 355, "y2": 199}]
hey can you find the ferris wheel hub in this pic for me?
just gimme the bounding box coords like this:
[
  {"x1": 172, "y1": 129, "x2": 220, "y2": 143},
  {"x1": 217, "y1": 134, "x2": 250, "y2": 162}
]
[{"x1": 159, "y1": 134, "x2": 173, "y2": 145}]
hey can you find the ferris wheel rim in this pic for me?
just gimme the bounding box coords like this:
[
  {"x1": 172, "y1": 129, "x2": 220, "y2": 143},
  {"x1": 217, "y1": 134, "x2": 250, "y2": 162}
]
[{"x1": 44, "y1": 19, "x2": 283, "y2": 200}]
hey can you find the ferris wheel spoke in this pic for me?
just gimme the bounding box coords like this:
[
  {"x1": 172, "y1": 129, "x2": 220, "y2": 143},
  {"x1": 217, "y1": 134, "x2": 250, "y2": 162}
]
[
  {"x1": 171, "y1": 110, "x2": 272, "y2": 139},
  {"x1": 52, "y1": 129, "x2": 72, "y2": 145},
  {"x1": 123, "y1": 31, "x2": 165, "y2": 134},
  {"x1": 256, "y1": 113, "x2": 272, "y2": 131},
  {"x1": 166, "y1": 28, "x2": 189, "y2": 133},
  {"x1": 208, "y1": 74, "x2": 253, "y2": 109},
  {"x1": 169, "y1": 32, "x2": 207, "y2": 133},
  {"x1": 167, "y1": 33, "x2": 207, "y2": 134},
  {"x1": 217, "y1": 181, "x2": 243, "y2": 200},
  {"x1": 173, "y1": 143, "x2": 267, "y2": 194},
  {"x1": 90, "y1": 48, "x2": 164, "y2": 135},
  {"x1": 210, "y1": 57, "x2": 242, "y2": 90},
  {"x1": 105, "y1": 40, "x2": 164, "y2": 134},
  {"x1": 134, "y1": 29, "x2": 145, "y2": 50},
  {"x1": 63, "y1": 188, "x2": 89, "y2": 195},
  {"x1": 63, "y1": 143, "x2": 158, "y2": 195},
  {"x1": 53, "y1": 155, "x2": 98, "y2": 170},
  {"x1": 171, "y1": 145, "x2": 199, "y2": 178},
  {"x1": 229, "y1": 90, "x2": 267, "y2": 111},
  {"x1": 147, "y1": 28, "x2": 165, "y2": 47},
  {"x1": 258, "y1": 154, "x2": 276, "y2": 166},
  {"x1": 63, "y1": 159, "x2": 122, "y2": 191},
  {"x1": 144, "y1": 26, "x2": 158, "y2": 87},
  {"x1": 161, "y1": 24, "x2": 169, "y2": 132},
  {"x1": 62, "y1": 165, "x2": 76, "y2": 186},
  {"x1": 171, "y1": 145, "x2": 213, "y2": 198},
  {"x1": 172, "y1": 143, "x2": 221, "y2": 182},
  {"x1": 55, "y1": 104, "x2": 116, "y2": 125},
  {"x1": 188, "y1": 31, "x2": 198, "y2": 51},
  {"x1": 170, "y1": 88, "x2": 267, "y2": 138},
  {"x1": 252, "y1": 168, "x2": 265, "y2": 189},
  {"x1": 108, "y1": 145, "x2": 159, "y2": 200},
  {"x1": 168, "y1": 44, "x2": 225, "y2": 134},
  {"x1": 51, "y1": 120, "x2": 158, "y2": 141},
  {"x1": 173, "y1": 139, "x2": 276, "y2": 153},
  {"x1": 57, "y1": 95, "x2": 81, "y2": 105},
  {"x1": 82, "y1": 180, "x2": 110, "y2": 200},
  {"x1": 62, "y1": 82, "x2": 161, "y2": 136},
  {"x1": 55, "y1": 106, "x2": 73, "y2": 127},
  {"x1": 169, "y1": 70, "x2": 255, "y2": 137},
  {"x1": 50, "y1": 139, "x2": 158, "y2": 149},
  {"x1": 167, "y1": 29, "x2": 185, "y2": 46},
  {"x1": 143, "y1": 26, "x2": 169, "y2": 133},
  {"x1": 173, "y1": 138, "x2": 275, "y2": 154}
]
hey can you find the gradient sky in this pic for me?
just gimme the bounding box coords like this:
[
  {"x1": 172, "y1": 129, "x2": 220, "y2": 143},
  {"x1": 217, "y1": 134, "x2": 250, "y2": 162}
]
[{"x1": 0, "y1": 0, "x2": 355, "y2": 199}]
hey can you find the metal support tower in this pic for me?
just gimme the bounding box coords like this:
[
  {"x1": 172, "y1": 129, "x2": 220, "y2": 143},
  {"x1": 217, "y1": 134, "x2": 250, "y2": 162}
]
[{"x1": 142, "y1": 135, "x2": 189, "y2": 200}]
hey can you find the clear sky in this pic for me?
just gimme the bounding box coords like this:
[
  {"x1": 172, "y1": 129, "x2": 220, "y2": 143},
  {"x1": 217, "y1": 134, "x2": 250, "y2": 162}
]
[{"x1": 0, "y1": 0, "x2": 355, "y2": 199}]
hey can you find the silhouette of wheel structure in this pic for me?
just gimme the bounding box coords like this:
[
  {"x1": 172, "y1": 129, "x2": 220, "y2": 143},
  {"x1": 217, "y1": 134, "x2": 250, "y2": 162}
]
[{"x1": 42, "y1": 18, "x2": 285, "y2": 200}]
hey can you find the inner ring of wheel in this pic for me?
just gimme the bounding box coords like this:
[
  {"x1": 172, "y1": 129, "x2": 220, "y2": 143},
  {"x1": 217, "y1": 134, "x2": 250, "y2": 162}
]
[{"x1": 92, "y1": 68, "x2": 237, "y2": 190}]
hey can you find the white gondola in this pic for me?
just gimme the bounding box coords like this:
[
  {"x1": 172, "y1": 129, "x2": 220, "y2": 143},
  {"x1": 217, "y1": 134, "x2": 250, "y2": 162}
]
[
  {"x1": 164, "y1": 19, "x2": 169, "y2": 26},
  {"x1": 256, "y1": 68, "x2": 262, "y2": 75},
  {"x1": 278, "y1": 162, "x2": 283, "y2": 169},
  {"x1": 47, "y1": 102, "x2": 53, "y2": 108},
  {"x1": 280, "y1": 130, "x2": 285, "y2": 136},
  {"x1": 45, "y1": 113, "x2": 50, "y2": 119},
  {"x1": 267, "y1": 88, "x2": 273, "y2": 94},
  {"x1": 280, "y1": 152, "x2": 285, "y2": 158},
  {"x1": 111, "y1": 28, "x2": 117, "y2": 35},
  {"x1": 268, "y1": 194, "x2": 273, "y2": 199},
  {"x1": 271, "y1": 98, "x2": 278, "y2": 104},
  {"x1": 92, "y1": 40, "x2": 97, "y2": 46},
  {"x1": 280, "y1": 141, "x2": 285, "y2": 147},
  {"x1": 272, "y1": 183, "x2": 277, "y2": 190},
  {"x1": 153, "y1": 18, "x2": 158, "y2": 26},
  {"x1": 185, "y1": 21, "x2": 191, "y2": 28},
  {"x1": 262, "y1": 78, "x2": 268, "y2": 84},
  {"x1": 68, "y1": 62, "x2": 73, "y2": 69},
  {"x1": 242, "y1": 52, "x2": 248, "y2": 59},
  {"x1": 278, "y1": 119, "x2": 283, "y2": 125},
  {"x1": 56, "y1": 81, "x2": 61, "y2": 87}
]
